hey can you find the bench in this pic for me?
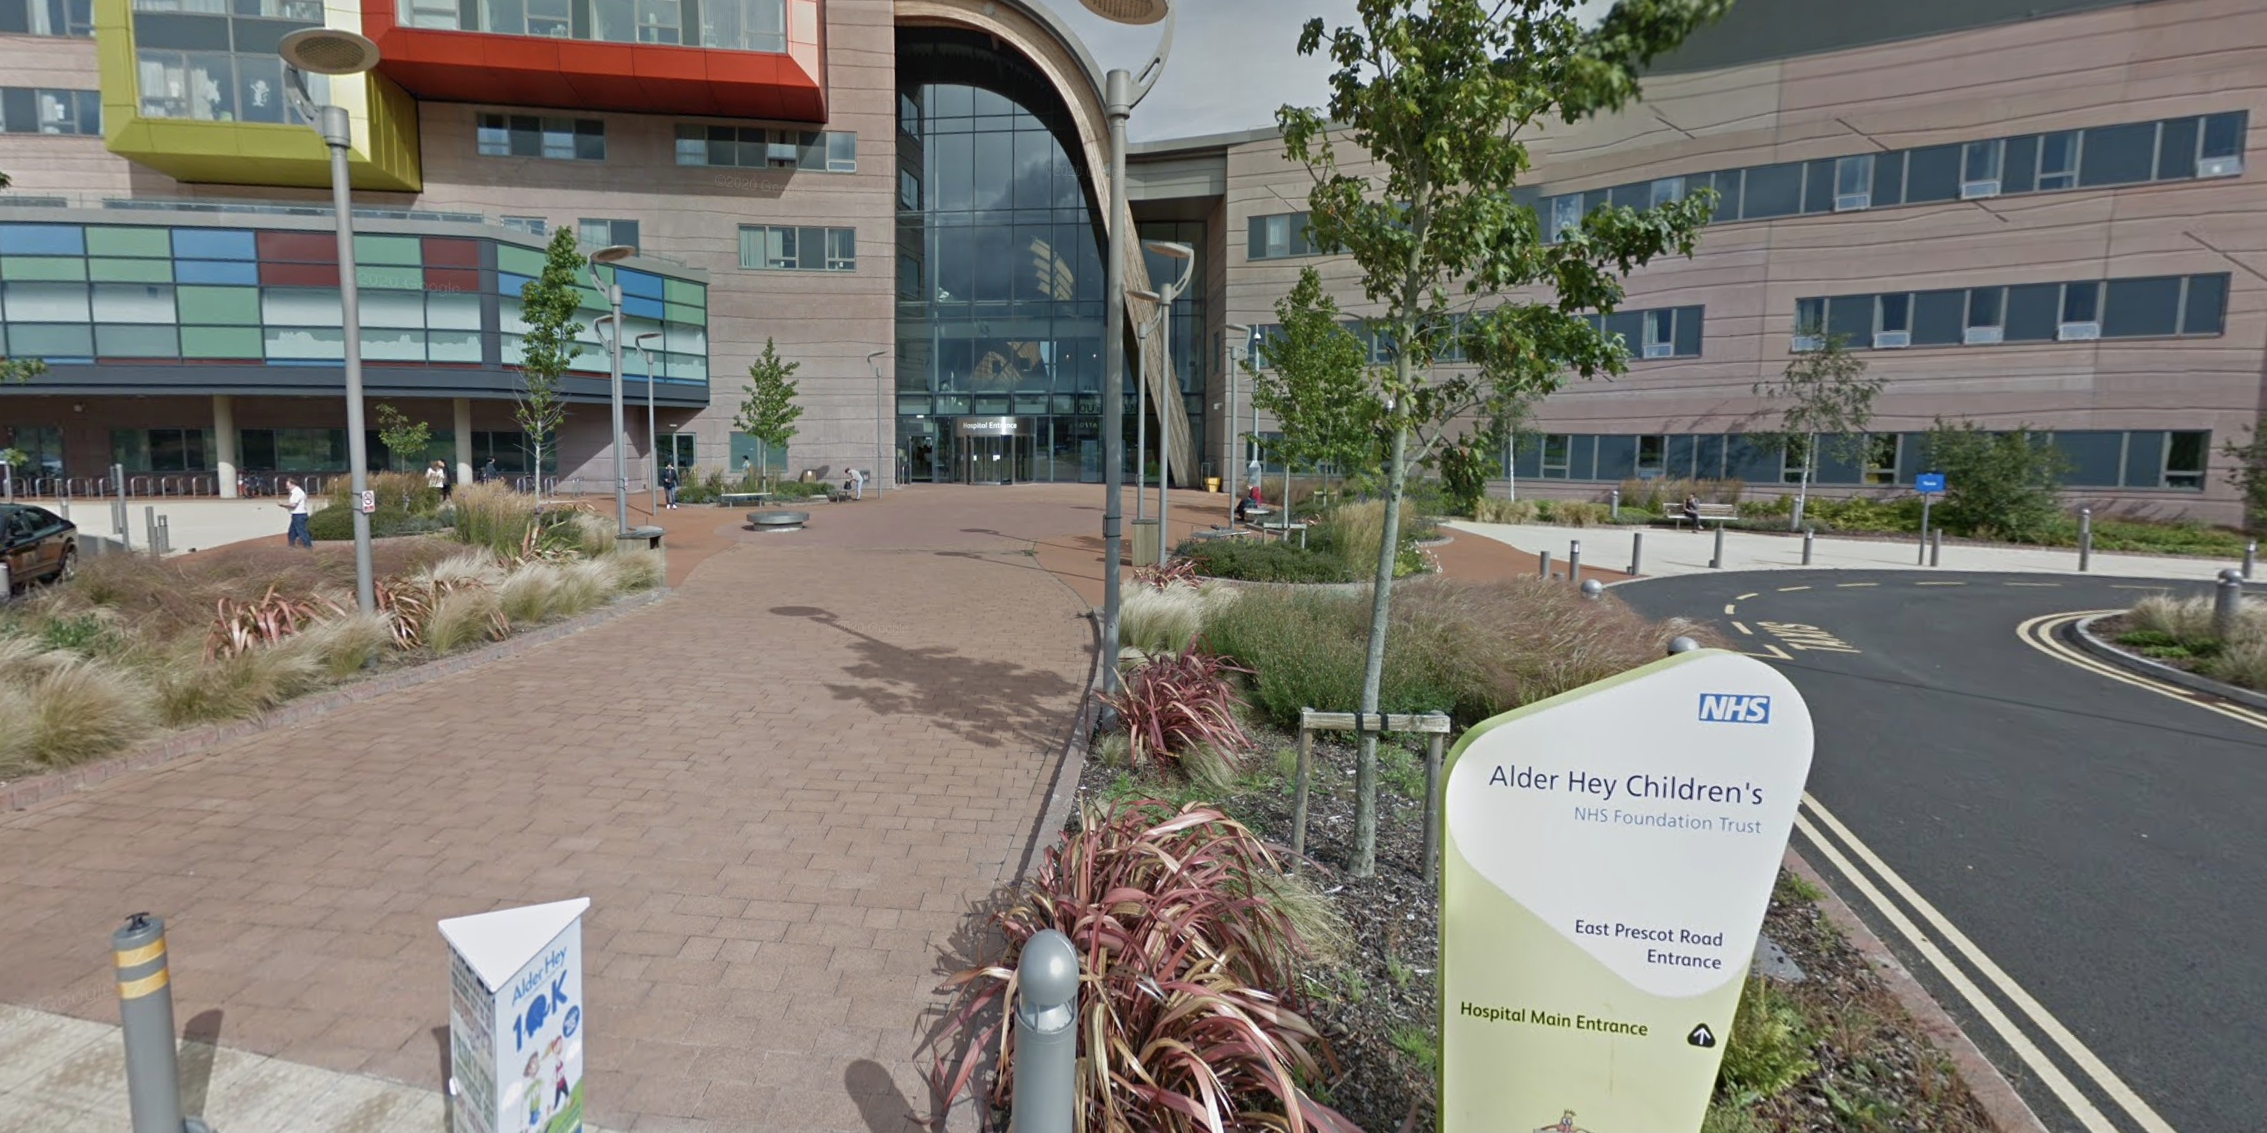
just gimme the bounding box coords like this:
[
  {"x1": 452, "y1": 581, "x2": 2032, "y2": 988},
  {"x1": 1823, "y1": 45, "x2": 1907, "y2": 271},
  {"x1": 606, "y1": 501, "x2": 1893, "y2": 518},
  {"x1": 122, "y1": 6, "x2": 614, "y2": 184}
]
[
  {"x1": 1667, "y1": 502, "x2": 1738, "y2": 529},
  {"x1": 719, "y1": 492, "x2": 770, "y2": 508},
  {"x1": 747, "y1": 509, "x2": 810, "y2": 532}
]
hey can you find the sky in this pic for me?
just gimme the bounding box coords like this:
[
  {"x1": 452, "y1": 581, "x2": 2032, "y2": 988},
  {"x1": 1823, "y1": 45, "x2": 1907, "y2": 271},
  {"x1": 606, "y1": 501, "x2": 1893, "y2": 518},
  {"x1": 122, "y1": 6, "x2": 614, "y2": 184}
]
[{"x1": 1051, "y1": 0, "x2": 1620, "y2": 142}]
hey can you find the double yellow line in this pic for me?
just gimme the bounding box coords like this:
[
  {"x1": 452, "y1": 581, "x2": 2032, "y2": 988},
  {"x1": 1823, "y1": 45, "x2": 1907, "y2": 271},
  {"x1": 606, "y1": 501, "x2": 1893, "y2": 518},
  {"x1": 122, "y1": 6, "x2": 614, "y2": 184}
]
[{"x1": 2016, "y1": 611, "x2": 2267, "y2": 730}]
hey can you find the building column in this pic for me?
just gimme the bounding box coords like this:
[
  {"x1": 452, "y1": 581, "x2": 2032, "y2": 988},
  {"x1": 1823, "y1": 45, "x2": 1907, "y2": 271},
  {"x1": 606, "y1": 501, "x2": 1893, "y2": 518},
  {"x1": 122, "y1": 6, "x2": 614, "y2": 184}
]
[
  {"x1": 213, "y1": 394, "x2": 238, "y2": 499},
  {"x1": 453, "y1": 397, "x2": 474, "y2": 488}
]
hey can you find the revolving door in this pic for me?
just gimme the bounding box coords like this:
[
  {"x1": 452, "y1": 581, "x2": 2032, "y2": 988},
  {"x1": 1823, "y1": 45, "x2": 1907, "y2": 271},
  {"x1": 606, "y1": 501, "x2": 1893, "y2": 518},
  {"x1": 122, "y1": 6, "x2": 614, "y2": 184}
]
[{"x1": 954, "y1": 417, "x2": 1030, "y2": 484}]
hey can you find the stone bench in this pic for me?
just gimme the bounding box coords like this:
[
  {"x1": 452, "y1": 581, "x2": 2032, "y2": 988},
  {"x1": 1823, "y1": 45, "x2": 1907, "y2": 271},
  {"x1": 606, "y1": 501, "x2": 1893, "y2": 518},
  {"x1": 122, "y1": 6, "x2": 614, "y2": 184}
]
[
  {"x1": 747, "y1": 510, "x2": 810, "y2": 532},
  {"x1": 720, "y1": 492, "x2": 770, "y2": 508}
]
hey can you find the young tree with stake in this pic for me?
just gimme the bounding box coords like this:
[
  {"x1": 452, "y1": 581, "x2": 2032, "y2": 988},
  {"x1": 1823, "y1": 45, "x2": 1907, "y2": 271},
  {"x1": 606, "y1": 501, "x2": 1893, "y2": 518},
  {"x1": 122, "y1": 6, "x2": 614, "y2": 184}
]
[
  {"x1": 373, "y1": 402, "x2": 431, "y2": 472},
  {"x1": 514, "y1": 228, "x2": 586, "y2": 498},
  {"x1": 1249, "y1": 267, "x2": 1383, "y2": 504},
  {"x1": 1278, "y1": 0, "x2": 1729, "y2": 876},
  {"x1": 736, "y1": 338, "x2": 803, "y2": 492},
  {"x1": 1752, "y1": 328, "x2": 1884, "y2": 530}
]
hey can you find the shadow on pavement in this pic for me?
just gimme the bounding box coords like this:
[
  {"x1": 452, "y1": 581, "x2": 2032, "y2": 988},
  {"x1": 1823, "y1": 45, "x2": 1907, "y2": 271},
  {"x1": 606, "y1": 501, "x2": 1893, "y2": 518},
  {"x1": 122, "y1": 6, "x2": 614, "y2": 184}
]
[
  {"x1": 180, "y1": 1008, "x2": 223, "y2": 1118},
  {"x1": 769, "y1": 605, "x2": 1083, "y2": 750},
  {"x1": 845, "y1": 1058, "x2": 924, "y2": 1133}
]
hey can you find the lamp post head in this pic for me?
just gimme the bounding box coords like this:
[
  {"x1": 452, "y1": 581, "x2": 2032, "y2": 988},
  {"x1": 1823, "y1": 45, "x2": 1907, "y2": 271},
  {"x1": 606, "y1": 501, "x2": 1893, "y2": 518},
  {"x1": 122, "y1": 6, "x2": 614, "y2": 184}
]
[
  {"x1": 635, "y1": 331, "x2": 662, "y2": 348},
  {"x1": 1129, "y1": 287, "x2": 1162, "y2": 303},
  {"x1": 589, "y1": 244, "x2": 636, "y2": 265},
  {"x1": 1141, "y1": 239, "x2": 1192, "y2": 260},
  {"x1": 1078, "y1": 0, "x2": 1167, "y2": 24},
  {"x1": 278, "y1": 28, "x2": 380, "y2": 75}
]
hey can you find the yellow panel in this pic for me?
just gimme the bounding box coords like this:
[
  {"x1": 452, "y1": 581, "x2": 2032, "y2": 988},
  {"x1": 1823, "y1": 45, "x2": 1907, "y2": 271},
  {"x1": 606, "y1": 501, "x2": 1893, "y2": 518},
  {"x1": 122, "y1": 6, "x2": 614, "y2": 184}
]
[{"x1": 96, "y1": 0, "x2": 420, "y2": 192}]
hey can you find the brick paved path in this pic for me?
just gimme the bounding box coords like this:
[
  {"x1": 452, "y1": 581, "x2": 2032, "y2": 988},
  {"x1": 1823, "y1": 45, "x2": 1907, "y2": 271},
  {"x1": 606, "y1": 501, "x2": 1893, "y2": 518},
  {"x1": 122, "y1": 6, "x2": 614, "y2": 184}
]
[{"x1": 0, "y1": 486, "x2": 1100, "y2": 1132}]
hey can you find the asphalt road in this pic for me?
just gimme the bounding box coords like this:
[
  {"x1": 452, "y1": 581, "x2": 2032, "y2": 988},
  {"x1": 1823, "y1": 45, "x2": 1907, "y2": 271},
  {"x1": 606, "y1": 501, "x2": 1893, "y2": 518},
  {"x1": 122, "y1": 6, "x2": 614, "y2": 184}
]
[{"x1": 1617, "y1": 570, "x2": 2264, "y2": 1133}]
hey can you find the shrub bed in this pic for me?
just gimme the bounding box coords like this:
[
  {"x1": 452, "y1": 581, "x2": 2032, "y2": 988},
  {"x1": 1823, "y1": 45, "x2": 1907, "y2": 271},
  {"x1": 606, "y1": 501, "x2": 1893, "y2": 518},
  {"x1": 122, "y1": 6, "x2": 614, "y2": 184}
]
[
  {"x1": 1175, "y1": 537, "x2": 1355, "y2": 584},
  {"x1": 2106, "y1": 593, "x2": 2267, "y2": 691}
]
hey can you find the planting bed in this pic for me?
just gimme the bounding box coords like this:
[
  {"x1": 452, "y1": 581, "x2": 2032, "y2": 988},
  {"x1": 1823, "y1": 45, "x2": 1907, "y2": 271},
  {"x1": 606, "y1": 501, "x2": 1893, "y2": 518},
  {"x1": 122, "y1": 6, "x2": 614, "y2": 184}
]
[{"x1": 1078, "y1": 726, "x2": 1998, "y2": 1133}]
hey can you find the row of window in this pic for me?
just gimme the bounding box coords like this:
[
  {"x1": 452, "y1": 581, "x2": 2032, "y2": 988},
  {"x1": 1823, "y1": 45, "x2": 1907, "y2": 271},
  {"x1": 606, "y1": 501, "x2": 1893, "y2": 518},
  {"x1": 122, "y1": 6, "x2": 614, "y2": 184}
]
[
  {"x1": 89, "y1": 427, "x2": 558, "y2": 474},
  {"x1": 0, "y1": 0, "x2": 90, "y2": 35},
  {"x1": 1795, "y1": 273, "x2": 2228, "y2": 350},
  {"x1": 1246, "y1": 212, "x2": 1326, "y2": 261},
  {"x1": 477, "y1": 114, "x2": 606, "y2": 161},
  {"x1": 134, "y1": 49, "x2": 327, "y2": 124},
  {"x1": 393, "y1": 0, "x2": 789, "y2": 53},
  {"x1": 1540, "y1": 111, "x2": 2248, "y2": 239},
  {"x1": 1248, "y1": 305, "x2": 1709, "y2": 365},
  {"x1": 1518, "y1": 429, "x2": 2212, "y2": 491},
  {"x1": 737, "y1": 224, "x2": 854, "y2": 272},
  {"x1": 674, "y1": 125, "x2": 854, "y2": 171},
  {"x1": 0, "y1": 88, "x2": 99, "y2": 135}
]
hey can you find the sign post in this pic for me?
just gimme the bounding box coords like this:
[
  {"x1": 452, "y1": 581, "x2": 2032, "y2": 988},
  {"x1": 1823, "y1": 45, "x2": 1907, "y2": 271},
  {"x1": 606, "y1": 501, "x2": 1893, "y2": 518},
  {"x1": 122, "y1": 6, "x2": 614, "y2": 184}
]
[
  {"x1": 1914, "y1": 472, "x2": 1945, "y2": 566},
  {"x1": 1440, "y1": 650, "x2": 1813, "y2": 1132},
  {"x1": 439, "y1": 898, "x2": 591, "y2": 1133}
]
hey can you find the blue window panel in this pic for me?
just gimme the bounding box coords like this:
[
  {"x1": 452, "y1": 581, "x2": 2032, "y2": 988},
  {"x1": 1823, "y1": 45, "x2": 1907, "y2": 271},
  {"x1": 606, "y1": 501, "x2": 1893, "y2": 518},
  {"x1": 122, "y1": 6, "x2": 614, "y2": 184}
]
[
  {"x1": 1726, "y1": 433, "x2": 1780, "y2": 482},
  {"x1": 1815, "y1": 435, "x2": 1863, "y2": 485},
  {"x1": 623, "y1": 295, "x2": 665, "y2": 320},
  {"x1": 0, "y1": 224, "x2": 85, "y2": 255},
  {"x1": 1569, "y1": 434, "x2": 1598, "y2": 480},
  {"x1": 1694, "y1": 434, "x2": 1727, "y2": 480},
  {"x1": 2053, "y1": 431, "x2": 2124, "y2": 487},
  {"x1": 170, "y1": 228, "x2": 256, "y2": 260},
  {"x1": 1664, "y1": 434, "x2": 1698, "y2": 479},
  {"x1": 174, "y1": 260, "x2": 260, "y2": 285},
  {"x1": 615, "y1": 269, "x2": 664, "y2": 299},
  {"x1": 498, "y1": 272, "x2": 533, "y2": 295},
  {"x1": 2121, "y1": 431, "x2": 2164, "y2": 488},
  {"x1": 1512, "y1": 435, "x2": 1543, "y2": 480},
  {"x1": 1594, "y1": 434, "x2": 1637, "y2": 480}
]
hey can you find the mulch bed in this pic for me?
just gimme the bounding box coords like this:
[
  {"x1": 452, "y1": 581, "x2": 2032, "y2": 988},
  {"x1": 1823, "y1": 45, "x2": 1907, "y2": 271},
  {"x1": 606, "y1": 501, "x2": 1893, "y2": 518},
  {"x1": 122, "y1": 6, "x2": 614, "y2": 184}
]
[{"x1": 1078, "y1": 723, "x2": 1998, "y2": 1133}]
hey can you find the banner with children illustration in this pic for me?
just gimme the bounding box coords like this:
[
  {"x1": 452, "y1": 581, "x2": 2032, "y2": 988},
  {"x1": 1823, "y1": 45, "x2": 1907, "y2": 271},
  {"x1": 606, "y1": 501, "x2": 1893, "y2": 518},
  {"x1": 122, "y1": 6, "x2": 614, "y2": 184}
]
[{"x1": 440, "y1": 898, "x2": 590, "y2": 1133}]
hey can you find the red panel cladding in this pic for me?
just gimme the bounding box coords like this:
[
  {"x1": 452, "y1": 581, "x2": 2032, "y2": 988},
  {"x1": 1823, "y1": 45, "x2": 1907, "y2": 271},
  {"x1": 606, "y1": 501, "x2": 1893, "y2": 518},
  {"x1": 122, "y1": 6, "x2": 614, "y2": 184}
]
[
  {"x1": 258, "y1": 230, "x2": 337, "y2": 264},
  {"x1": 424, "y1": 267, "x2": 481, "y2": 292},
  {"x1": 262, "y1": 261, "x2": 342, "y2": 287},
  {"x1": 421, "y1": 237, "x2": 479, "y2": 266}
]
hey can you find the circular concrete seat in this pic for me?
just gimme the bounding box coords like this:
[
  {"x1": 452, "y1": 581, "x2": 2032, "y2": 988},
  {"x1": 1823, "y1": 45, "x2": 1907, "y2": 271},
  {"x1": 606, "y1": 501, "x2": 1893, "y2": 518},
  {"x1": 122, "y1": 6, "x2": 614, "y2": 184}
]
[{"x1": 747, "y1": 510, "x2": 810, "y2": 531}]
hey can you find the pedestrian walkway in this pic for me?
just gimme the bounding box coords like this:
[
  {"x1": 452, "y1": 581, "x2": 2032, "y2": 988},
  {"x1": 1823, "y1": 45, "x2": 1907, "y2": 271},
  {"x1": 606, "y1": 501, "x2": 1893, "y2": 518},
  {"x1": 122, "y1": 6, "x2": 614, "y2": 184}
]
[
  {"x1": 1452, "y1": 520, "x2": 2249, "y2": 583},
  {"x1": 0, "y1": 485, "x2": 1099, "y2": 1133}
]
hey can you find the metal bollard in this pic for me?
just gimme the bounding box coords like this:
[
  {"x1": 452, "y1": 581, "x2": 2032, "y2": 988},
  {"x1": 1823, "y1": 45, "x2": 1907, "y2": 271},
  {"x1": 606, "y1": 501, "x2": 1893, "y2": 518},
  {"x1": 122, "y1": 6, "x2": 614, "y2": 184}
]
[
  {"x1": 1580, "y1": 578, "x2": 1603, "y2": 600},
  {"x1": 1609, "y1": 487, "x2": 1620, "y2": 519},
  {"x1": 1628, "y1": 531, "x2": 1643, "y2": 576},
  {"x1": 1802, "y1": 527, "x2": 1815, "y2": 566},
  {"x1": 114, "y1": 912, "x2": 211, "y2": 1133},
  {"x1": 1568, "y1": 540, "x2": 1581, "y2": 582},
  {"x1": 145, "y1": 507, "x2": 161, "y2": 560},
  {"x1": 1667, "y1": 635, "x2": 1699, "y2": 656},
  {"x1": 1709, "y1": 523, "x2": 1724, "y2": 569},
  {"x1": 1538, "y1": 550, "x2": 1551, "y2": 580},
  {"x1": 1930, "y1": 528, "x2": 1942, "y2": 568},
  {"x1": 1012, "y1": 929, "x2": 1079, "y2": 1133},
  {"x1": 157, "y1": 515, "x2": 171, "y2": 557},
  {"x1": 2078, "y1": 507, "x2": 2092, "y2": 573},
  {"x1": 2244, "y1": 540, "x2": 2256, "y2": 581},
  {"x1": 2214, "y1": 569, "x2": 2244, "y2": 642}
]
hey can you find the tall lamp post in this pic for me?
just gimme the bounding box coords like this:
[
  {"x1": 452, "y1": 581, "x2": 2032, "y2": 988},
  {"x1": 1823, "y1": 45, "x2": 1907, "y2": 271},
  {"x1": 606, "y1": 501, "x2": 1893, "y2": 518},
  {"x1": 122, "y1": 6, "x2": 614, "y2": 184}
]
[
  {"x1": 1078, "y1": 0, "x2": 1174, "y2": 693},
  {"x1": 279, "y1": 27, "x2": 383, "y2": 614},
  {"x1": 585, "y1": 244, "x2": 637, "y2": 535},
  {"x1": 866, "y1": 348, "x2": 889, "y2": 496},
  {"x1": 1132, "y1": 241, "x2": 1192, "y2": 564},
  {"x1": 634, "y1": 331, "x2": 662, "y2": 517},
  {"x1": 1222, "y1": 322, "x2": 1247, "y2": 526}
]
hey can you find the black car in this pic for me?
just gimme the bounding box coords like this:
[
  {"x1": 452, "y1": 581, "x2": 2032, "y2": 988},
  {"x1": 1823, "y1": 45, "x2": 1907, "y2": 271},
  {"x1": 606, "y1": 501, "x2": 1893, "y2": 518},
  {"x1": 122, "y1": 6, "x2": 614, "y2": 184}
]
[{"x1": 1, "y1": 504, "x2": 77, "y2": 593}]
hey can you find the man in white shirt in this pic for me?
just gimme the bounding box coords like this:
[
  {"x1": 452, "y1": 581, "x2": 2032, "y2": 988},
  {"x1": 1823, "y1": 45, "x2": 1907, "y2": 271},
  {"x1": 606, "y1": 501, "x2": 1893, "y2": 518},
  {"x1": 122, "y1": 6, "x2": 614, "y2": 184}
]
[{"x1": 279, "y1": 477, "x2": 312, "y2": 548}]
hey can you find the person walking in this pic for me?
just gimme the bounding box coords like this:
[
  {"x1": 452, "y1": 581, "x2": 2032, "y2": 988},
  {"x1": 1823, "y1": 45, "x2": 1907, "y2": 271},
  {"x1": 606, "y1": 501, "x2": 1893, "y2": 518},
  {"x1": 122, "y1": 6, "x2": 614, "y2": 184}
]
[
  {"x1": 279, "y1": 477, "x2": 312, "y2": 548},
  {"x1": 426, "y1": 459, "x2": 448, "y2": 502},
  {"x1": 660, "y1": 463, "x2": 681, "y2": 509},
  {"x1": 482, "y1": 457, "x2": 499, "y2": 484}
]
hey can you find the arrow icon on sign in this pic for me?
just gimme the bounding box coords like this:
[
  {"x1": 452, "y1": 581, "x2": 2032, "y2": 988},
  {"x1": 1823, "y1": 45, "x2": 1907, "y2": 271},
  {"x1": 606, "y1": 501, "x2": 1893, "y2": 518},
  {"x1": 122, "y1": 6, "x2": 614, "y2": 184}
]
[{"x1": 1686, "y1": 1023, "x2": 1717, "y2": 1048}]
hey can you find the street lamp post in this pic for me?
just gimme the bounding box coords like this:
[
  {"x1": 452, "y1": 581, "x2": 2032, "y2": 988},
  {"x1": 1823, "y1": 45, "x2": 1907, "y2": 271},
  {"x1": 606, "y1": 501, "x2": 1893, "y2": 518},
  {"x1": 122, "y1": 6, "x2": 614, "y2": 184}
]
[
  {"x1": 634, "y1": 331, "x2": 661, "y2": 518},
  {"x1": 1222, "y1": 321, "x2": 1247, "y2": 527},
  {"x1": 867, "y1": 349, "x2": 889, "y2": 496},
  {"x1": 1134, "y1": 241, "x2": 1192, "y2": 565},
  {"x1": 1078, "y1": 0, "x2": 1174, "y2": 693},
  {"x1": 586, "y1": 244, "x2": 637, "y2": 535},
  {"x1": 279, "y1": 27, "x2": 383, "y2": 614}
]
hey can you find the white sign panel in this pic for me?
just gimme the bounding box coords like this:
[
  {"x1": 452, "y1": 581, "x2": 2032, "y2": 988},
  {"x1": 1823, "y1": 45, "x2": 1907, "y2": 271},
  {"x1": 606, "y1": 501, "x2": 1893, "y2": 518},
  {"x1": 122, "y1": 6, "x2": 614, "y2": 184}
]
[
  {"x1": 360, "y1": 489, "x2": 377, "y2": 515},
  {"x1": 440, "y1": 898, "x2": 590, "y2": 1133},
  {"x1": 1440, "y1": 650, "x2": 1813, "y2": 1133}
]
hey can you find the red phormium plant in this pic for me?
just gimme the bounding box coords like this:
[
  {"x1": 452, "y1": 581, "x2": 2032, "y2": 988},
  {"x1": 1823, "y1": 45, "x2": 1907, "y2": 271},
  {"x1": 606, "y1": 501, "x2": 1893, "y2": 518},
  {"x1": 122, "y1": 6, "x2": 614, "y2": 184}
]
[
  {"x1": 935, "y1": 799, "x2": 1358, "y2": 1133},
  {"x1": 1101, "y1": 650, "x2": 1256, "y2": 770},
  {"x1": 203, "y1": 584, "x2": 341, "y2": 660},
  {"x1": 1131, "y1": 558, "x2": 1201, "y2": 590}
]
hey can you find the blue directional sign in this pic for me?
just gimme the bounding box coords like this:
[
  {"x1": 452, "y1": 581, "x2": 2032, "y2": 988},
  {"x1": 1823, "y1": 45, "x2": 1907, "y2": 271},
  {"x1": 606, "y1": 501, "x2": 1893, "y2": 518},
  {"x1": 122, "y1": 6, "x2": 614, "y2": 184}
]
[{"x1": 1915, "y1": 472, "x2": 1946, "y2": 494}]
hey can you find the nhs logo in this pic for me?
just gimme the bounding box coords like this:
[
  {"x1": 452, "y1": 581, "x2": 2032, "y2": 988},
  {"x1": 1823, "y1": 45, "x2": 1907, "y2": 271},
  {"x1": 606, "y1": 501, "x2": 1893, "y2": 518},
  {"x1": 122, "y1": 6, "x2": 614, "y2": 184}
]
[{"x1": 1697, "y1": 693, "x2": 1772, "y2": 724}]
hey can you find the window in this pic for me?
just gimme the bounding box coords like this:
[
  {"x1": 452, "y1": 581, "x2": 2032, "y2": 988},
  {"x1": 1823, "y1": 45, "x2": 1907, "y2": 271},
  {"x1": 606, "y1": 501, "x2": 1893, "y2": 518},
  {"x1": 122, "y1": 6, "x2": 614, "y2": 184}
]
[
  {"x1": 1863, "y1": 434, "x2": 1899, "y2": 485},
  {"x1": 501, "y1": 215, "x2": 547, "y2": 236},
  {"x1": 738, "y1": 224, "x2": 856, "y2": 272},
  {"x1": 399, "y1": 0, "x2": 457, "y2": 27},
  {"x1": 1649, "y1": 177, "x2": 1684, "y2": 206},
  {"x1": 1834, "y1": 154, "x2": 1873, "y2": 210},
  {"x1": 2162, "y1": 431, "x2": 2208, "y2": 489},
  {"x1": 2037, "y1": 130, "x2": 2079, "y2": 190},
  {"x1": 1961, "y1": 139, "x2": 2003, "y2": 198},
  {"x1": 1742, "y1": 162, "x2": 1803, "y2": 219},
  {"x1": 2, "y1": 0, "x2": 94, "y2": 35},
  {"x1": 1264, "y1": 214, "x2": 1290, "y2": 258},
  {"x1": 1792, "y1": 297, "x2": 1825, "y2": 351},
  {"x1": 478, "y1": 115, "x2": 604, "y2": 161},
  {"x1": 826, "y1": 131, "x2": 856, "y2": 172},
  {"x1": 1642, "y1": 309, "x2": 1675, "y2": 358},
  {"x1": 672, "y1": 124, "x2": 853, "y2": 171},
  {"x1": 2198, "y1": 111, "x2": 2246, "y2": 177},
  {"x1": 1540, "y1": 434, "x2": 1571, "y2": 479},
  {"x1": 1636, "y1": 435, "x2": 1666, "y2": 478},
  {"x1": 2058, "y1": 281, "x2": 2100, "y2": 339},
  {"x1": 2079, "y1": 122, "x2": 2157, "y2": 188},
  {"x1": 1550, "y1": 195, "x2": 1582, "y2": 241},
  {"x1": 0, "y1": 88, "x2": 100, "y2": 135},
  {"x1": 2180, "y1": 273, "x2": 2228, "y2": 336},
  {"x1": 898, "y1": 93, "x2": 919, "y2": 139},
  {"x1": 701, "y1": 0, "x2": 786, "y2": 52},
  {"x1": 2102, "y1": 276, "x2": 2182, "y2": 338},
  {"x1": 578, "y1": 219, "x2": 638, "y2": 251},
  {"x1": 1780, "y1": 436, "x2": 1809, "y2": 484},
  {"x1": 1873, "y1": 292, "x2": 1911, "y2": 348},
  {"x1": 1964, "y1": 286, "x2": 2004, "y2": 344},
  {"x1": 899, "y1": 169, "x2": 920, "y2": 210}
]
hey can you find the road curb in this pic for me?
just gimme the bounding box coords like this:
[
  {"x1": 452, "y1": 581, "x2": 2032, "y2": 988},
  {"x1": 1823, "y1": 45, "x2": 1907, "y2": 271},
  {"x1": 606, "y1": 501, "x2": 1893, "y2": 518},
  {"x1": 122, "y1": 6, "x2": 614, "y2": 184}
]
[
  {"x1": 1, "y1": 587, "x2": 671, "y2": 812},
  {"x1": 2068, "y1": 614, "x2": 2267, "y2": 711},
  {"x1": 1012, "y1": 607, "x2": 1105, "y2": 885},
  {"x1": 1782, "y1": 847, "x2": 2053, "y2": 1133}
]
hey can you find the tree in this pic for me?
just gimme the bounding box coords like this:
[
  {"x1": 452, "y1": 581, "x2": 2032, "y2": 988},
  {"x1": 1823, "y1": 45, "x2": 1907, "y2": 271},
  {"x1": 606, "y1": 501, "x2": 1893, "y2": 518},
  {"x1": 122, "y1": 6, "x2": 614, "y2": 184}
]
[
  {"x1": 514, "y1": 227, "x2": 587, "y2": 495},
  {"x1": 1751, "y1": 328, "x2": 1884, "y2": 529},
  {"x1": 2223, "y1": 415, "x2": 2267, "y2": 534},
  {"x1": 735, "y1": 338, "x2": 802, "y2": 491},
  {"x1": 0, "y1": 356, "x2": 40, "y2": 385},
  {"x1": 1248, "y1": 267, "x2": 1381, "y2": 499},
  {"x1": 373, "y1": 402, "x2": 431, "y2": 472},
  {"x1": 1923, "y1": 419, "x2": 2070, "y2": 542},
  {"x1": 1278, "y1": 0, "x2": 1727, "y2": 875}
]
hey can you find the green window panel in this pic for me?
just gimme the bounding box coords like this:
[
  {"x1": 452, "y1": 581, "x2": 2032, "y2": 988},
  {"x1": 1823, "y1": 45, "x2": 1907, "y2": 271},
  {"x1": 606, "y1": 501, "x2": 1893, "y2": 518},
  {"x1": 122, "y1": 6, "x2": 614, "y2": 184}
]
[
  {"x1": 496, "y1": 245, "x2": 545, "y2": 277},
  {"x1": 1, "y1": 256, "x2": 88, "y2": 281},
  {"x1": 95, "y1": 325, "x2": 179, "y2": 357},
  {"x1": 85, "y1": 227, "x2": 172, "y2": 258},
  {"x1": 181, "y1": 326, "x2": 262, "y2": 358},
  {"x1": 356, "y1": 265, "x2": 424, "y2": 290},
  {"x1": 663, "y1": 278, "x2": 705, "y2": 307},
  {"x1": 176, "y1": 285, "x2": 260, "y2": 325},
  {"x1": 664, "y1": 302, "x2": 703, "y2": 325},
  {"x1": 90, "y1": 258, "x2": 174, "y2": 283},
  {"x1": 574, "y1": 285, "x2": 605, "y2": 310},
  {"x1": 353, "y1": 234, "x2": 423, "y2": 266}
]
